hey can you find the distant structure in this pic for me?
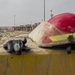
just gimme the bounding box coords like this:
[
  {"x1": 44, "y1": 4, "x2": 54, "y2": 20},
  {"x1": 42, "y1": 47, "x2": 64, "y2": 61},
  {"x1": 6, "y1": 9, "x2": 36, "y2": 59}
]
[
  {"x1": 0, "y1": 22, "x2": 40, "y2": 32},
  {"x1": 13, "y1": 25, "x2": 32, "y2": 31},
  {"x1": 50, "y1": 10, "x2": 53, "y2": 18},
  {"x1": 13, "y1": 22, "x2": 40, "y2": 32},
  {"x1": 0, "y1": 27, "x2": 14, "y2": 32}
]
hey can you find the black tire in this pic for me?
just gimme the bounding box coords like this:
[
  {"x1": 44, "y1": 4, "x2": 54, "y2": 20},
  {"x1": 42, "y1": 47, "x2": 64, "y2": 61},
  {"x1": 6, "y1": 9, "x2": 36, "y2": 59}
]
[
  {"x1": 66, "y1": 46, "x2": 72, "y2": 54},
  {"x1": 15, "y1": 51, "x2": 22, "y2": 55}
]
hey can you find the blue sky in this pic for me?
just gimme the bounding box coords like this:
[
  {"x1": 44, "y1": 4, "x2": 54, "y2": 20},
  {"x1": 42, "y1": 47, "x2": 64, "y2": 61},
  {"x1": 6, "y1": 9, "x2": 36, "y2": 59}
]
[{"x1": 0, "y1": 0, "x2": 75, "y2": 26}]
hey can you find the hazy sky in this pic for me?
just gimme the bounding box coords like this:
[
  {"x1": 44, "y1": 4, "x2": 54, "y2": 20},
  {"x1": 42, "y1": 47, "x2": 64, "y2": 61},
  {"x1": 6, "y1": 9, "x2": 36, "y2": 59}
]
[{"x1": 0, "y1": 0, "x2": 75, "y2": 26}]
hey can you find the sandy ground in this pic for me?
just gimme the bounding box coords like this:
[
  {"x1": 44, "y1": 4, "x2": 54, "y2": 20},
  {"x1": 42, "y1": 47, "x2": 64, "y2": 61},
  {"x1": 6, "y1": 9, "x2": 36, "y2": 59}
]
[
  {"x1": 0, "y1": 31, "x2": 41, "y2": 51},
  {"x1": 0, "y1": 31, "x2": 29, "y2": 44}
]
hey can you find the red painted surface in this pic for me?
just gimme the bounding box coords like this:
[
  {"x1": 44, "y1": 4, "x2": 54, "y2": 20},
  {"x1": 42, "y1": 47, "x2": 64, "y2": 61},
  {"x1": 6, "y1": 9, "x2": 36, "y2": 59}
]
[
  {"x1": 42, "y1": 23, "x2": 64, "y2": 44},
  {"x1": 48, "y1": 13, "x2": 75, "y2": 33}
]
